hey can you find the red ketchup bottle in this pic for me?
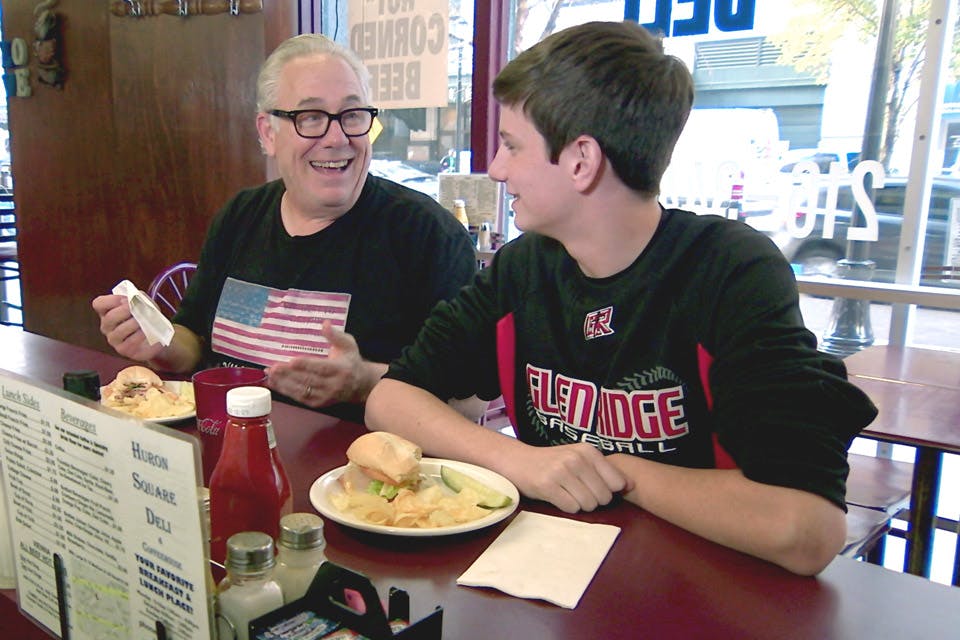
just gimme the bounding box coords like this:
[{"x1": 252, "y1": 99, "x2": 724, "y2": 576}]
[{"x1": 209, "y1": 386, "x2": 292, "y2": 565}]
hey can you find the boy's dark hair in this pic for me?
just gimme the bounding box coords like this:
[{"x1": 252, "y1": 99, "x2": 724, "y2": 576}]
[{"x1": 493, "y1": 21, "x2": 694, "y2": 197}]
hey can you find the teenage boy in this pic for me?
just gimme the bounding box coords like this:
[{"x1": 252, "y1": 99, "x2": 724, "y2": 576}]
[{"x1": 365, "y1": 21, "x2": 876, "y2": 575}]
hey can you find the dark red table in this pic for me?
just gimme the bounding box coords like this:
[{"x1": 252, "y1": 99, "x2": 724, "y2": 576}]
[{"x1": 3, "y1": 326, "x2": 960, "y2": 638}]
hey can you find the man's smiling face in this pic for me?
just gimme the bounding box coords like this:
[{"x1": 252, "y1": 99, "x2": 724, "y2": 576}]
[{"x1": 258, "y1": 53, "x2": 372, "y2": 219}]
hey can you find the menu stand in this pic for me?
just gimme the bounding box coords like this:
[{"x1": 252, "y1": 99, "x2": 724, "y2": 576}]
[
  {"x1": 53, "y1": 553, "x2": 69, "y2": 639},
  {"x1": 1, "y1": 370, "x2": 217, "y2": 640}
]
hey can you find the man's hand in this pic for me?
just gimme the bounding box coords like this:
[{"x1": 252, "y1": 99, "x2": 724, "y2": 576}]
[
  {"x1": 92, "y1": 294, "x2": 166, "y2": 362},
  {"x1": 501, "y1": 442, "x2": 633, "y2": 513},
  {"x1": 265, "y1": 321, "x2": 387, "y2": 408}
]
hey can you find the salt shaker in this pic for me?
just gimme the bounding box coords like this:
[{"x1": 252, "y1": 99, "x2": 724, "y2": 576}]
[
  {"x1": 216, "y1": 531, "x2": 284, "y2": 640},
  {"x1": 477, "y1": 221, "x2": 492, "y2": 251},
  {"x1": 273, "y1": 512, "x2": 327, "y2": 603}
]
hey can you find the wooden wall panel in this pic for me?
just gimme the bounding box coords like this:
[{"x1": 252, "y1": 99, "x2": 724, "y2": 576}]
[
  {"x1": 107, "y1": 15, "x2": 265, "y2": 282},
  {"x1": 4, "y1": 7, "x2": 116, "y2": 348},
  {"x1": 2, "y1": 3, "x2": 276, "y2": 351}
]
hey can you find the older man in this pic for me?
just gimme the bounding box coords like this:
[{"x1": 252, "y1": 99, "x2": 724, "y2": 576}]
[{"x1": 93, "y1": 34, "x2": 476, "y2": 422}]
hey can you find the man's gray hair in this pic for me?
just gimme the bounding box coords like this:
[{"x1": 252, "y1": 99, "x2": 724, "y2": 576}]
[{"x1": 256, "y1": 33, "x2": 372, "y2": 112}]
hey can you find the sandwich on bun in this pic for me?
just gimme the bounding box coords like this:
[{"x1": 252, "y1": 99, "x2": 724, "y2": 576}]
[
  {"x1": 100, "y1": 365, "x2": 195, "y2": 419},
  {"x1": 339, "y1": 432, "x2": 422, "y2": 500},
  {"x1": 102, "y1": 365, "x2": 165, "y2": 401}
]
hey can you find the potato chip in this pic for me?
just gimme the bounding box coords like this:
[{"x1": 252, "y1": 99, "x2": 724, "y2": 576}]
[{"x1": 334, "y1": 475, "x2": 492, "y2": 529}]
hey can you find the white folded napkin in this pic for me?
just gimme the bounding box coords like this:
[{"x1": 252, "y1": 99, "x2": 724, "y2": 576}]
[
  {"x1": 456, "y1": 511, "x2": 620, "y2": 609},
  {"x1": 112, "y1": 279, "x2": 175, "y2": 346}
]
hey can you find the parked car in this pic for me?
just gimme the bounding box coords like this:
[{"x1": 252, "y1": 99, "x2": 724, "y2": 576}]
[
  {"x1": 742, "y1": 175, "x2": 960, "y2": 287},
  {"x1": 368, "y1": 159, "x2": 439, "y2": 200},
  {"x1": 779, "y1": 150, "x2": 860, "y2": 173}
]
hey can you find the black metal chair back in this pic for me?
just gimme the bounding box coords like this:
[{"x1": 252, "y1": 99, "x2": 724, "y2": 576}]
[{"x1": 0, "y1": 193, "x2": 22, "y2": 326}]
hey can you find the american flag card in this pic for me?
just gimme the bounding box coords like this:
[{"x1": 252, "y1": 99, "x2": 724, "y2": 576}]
[{"x1": 210, "y1": 277, "x2": 351, "y2": 367}]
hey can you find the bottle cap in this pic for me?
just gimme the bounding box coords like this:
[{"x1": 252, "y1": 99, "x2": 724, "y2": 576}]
[
  {"x1": 453, "y1": 198, "x2": 465, "y2": 207},
  {"x1": 278, "y1": 513, "x2": 325, "y2": 550},
  {"x1": 63, "y1": 370, "x2": 101, "y2": 401},
  {"x1": 226, "y1": 386, "x2": 271, "y2": 418},
  {"x1": 225, "y1": 531, "x2": 276, "y2": 573}
]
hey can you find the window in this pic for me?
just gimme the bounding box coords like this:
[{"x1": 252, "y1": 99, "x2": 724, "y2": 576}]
[
  {"x1": 503, "y1": 0, "x2": 960, "y2": 351},
  {"x1": 317, "y1": 1, "x2": 476, "y2": 201},
  {"x1": 313, "y1": 1, "x2": 959, "y2": 349}
]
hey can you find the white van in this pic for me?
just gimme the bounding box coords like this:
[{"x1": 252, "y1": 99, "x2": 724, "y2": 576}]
[{"x1": 660, "y1": 108, "x2": 783, "y2": 217}]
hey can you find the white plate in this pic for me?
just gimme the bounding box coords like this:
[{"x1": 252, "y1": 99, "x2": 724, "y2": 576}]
[
  {"x1": 100, "y1": 380, "x2": 196, "y2": 424},
  {"x1": 310, "y1": 458, "x2": 519, "y2": 537}
]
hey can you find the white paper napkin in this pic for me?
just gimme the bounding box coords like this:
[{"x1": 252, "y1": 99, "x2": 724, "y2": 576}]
[
  {"x1": 456, "y1": 511, "x2": 620, "y2": 609},
  {"x1": 112, "y1": 279, "x2": 175, "y2": 346}
]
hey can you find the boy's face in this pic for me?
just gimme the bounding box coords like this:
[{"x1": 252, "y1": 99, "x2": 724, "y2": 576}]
[{"x1": 488, "y1": 105, "x2": 574, "y2": 237}]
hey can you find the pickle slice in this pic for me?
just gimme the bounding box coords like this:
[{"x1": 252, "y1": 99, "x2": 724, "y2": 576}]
[{"x1": 440, "y1": 465, "x2": 513, "y2": 509}]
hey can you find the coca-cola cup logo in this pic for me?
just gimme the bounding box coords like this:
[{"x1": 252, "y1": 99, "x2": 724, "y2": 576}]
[{"x1": 197, "y1": 417, "x2": 224, "y2": 436}]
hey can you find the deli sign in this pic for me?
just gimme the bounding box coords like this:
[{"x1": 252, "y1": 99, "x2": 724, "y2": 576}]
[
  {"x1": 625, "y1": 0, "x2": 756, "y2": 35},
  {"x1": 350, "y1": 0, "x2": 449, "y2": 109}
]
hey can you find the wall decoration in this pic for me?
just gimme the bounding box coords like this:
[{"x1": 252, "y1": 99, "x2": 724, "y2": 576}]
[
  {"x1": 109, "y1": 0, "x2": 263, "y2": 18},
  {"x1": 33, "y1": 0, "x2": 65, "y2": 89},
  {"x1": 1, "y1": 37, "x2": 32, "y2": 97}
]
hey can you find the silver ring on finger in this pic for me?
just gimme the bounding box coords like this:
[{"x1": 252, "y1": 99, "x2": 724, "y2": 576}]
[{"x1": 304, "y1": 384, "x2": 313, "y2": 399}]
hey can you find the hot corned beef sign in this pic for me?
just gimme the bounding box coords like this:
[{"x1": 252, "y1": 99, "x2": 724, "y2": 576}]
[{"x1": 349, "y1": 0, "x2": 449, "y2": 109}]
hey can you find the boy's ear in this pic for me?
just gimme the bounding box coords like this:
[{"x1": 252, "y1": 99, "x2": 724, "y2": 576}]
[{"x1": 565, "y1": 135, "x2": 604, "y2": 192}]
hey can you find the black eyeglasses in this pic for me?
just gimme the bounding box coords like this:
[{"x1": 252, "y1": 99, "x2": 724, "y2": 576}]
[{"x1": 268, "y1": 107, "x2": 379, "y2": 138}]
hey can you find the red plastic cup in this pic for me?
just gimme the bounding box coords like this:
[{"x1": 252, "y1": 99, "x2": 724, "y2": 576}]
[{"x1": 192, "y1": 366, "x2": 267, "y2": 485}]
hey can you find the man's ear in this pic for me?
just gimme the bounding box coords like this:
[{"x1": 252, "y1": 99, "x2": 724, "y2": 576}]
[
  {"x1": 565, "y1": 135, "x2": 604, "y2": 192},
  {"x1": 255, "y1": 112, "x2": 277, "y2": 156}
]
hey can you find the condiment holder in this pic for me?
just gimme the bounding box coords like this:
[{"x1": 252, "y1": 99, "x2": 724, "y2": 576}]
[{"x1": 249, "y1": 561, "x2": 443, "y2": 639}]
